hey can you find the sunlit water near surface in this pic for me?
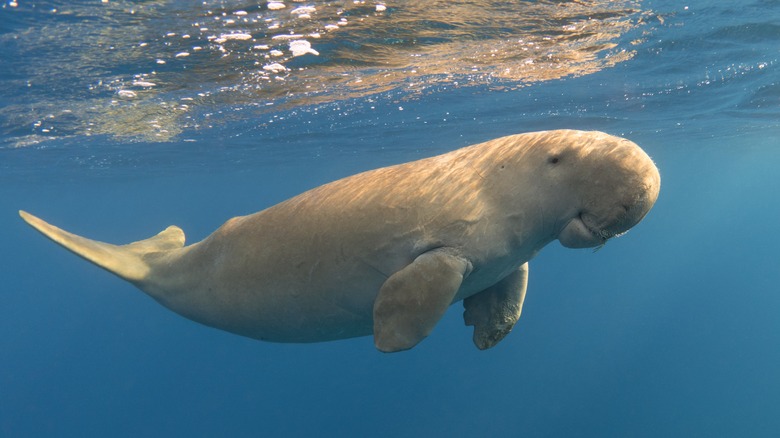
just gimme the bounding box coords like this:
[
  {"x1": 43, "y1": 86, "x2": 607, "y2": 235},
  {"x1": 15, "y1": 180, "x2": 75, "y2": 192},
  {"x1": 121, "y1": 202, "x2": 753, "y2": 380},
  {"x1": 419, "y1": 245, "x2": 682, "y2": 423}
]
[{"x1": 2, "y1": 0, "x2": 780, "y2": 436}]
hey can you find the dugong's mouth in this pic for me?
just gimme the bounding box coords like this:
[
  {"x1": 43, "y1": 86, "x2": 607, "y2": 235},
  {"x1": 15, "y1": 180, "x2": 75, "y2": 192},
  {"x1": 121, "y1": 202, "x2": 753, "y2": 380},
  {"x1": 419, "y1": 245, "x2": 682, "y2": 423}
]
[
  {"x1": 559, "y1": 212, "x2": 628, "y2": 248},
  {"x1": 580, "y1": 213, "x2": 613, "y2": 241},
  {"x1": 580, "y1": 212, "x2": 631, "y2": 243}
]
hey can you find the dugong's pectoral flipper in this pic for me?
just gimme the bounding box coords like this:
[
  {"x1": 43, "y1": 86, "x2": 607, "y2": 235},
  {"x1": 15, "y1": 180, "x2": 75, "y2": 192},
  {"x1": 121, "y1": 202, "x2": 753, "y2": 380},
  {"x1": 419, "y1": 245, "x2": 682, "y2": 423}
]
[
  {"x1": 18, "y1": 210, "x2": 185, "y2": 283},
  {"x1": 373, "y1": 248, "x2": 473, "y2": 352},
  {"x1": 463, "y1": 262, "x2": 528, "y2": 350}
]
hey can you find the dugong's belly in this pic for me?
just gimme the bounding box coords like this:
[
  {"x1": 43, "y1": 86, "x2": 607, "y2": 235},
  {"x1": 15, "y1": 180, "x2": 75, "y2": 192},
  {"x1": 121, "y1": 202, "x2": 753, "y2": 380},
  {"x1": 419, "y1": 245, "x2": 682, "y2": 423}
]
[
  {"x1": 154, "y1": 217, "x2": 425, "y2": 343},
  {"x1": 220, "y1": 262, "x2": 390, "y2": 343},
  {"x1": 164, "y1": 243, "x2": 522, "y2": 344},
  {"x1": 153, "y1": 218, "x2": 520, "y2": 344}
]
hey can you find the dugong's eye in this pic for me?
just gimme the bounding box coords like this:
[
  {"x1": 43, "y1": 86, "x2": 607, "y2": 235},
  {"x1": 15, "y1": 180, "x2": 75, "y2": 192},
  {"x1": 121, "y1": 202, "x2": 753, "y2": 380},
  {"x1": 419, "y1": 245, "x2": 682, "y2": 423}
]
[{"x1": 548, "y1": 156, "x2": 560, "y2": 165}]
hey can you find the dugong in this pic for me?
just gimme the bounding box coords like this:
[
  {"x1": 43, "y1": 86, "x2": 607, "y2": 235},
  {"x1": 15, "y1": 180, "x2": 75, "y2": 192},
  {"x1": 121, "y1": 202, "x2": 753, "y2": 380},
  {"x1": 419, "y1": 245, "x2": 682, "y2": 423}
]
[{"x1": 20, "y1": 130, "x2": 660, "y2": 352}]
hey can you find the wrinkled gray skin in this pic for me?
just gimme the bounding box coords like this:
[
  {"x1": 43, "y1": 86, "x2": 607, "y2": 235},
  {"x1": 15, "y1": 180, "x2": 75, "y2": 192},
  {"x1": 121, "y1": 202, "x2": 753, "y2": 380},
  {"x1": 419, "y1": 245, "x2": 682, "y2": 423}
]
[{"x1": 20, "y1": 130, "x2": 661, "y2": 352}]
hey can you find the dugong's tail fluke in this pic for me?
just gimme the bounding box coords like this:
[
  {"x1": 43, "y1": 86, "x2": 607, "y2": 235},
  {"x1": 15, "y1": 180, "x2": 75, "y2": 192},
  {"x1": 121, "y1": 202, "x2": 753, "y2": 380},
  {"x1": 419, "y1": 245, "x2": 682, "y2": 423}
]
[{"x1": 19, "y1": 210, "x2": 184, "y2": 283}]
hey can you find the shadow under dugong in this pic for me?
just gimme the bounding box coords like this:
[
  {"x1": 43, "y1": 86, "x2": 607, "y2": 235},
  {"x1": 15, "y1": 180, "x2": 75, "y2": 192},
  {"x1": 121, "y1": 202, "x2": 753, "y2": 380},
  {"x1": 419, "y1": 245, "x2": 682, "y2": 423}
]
[{"x1": 20, "y1": 130, "x2": 661, "y2": 352}]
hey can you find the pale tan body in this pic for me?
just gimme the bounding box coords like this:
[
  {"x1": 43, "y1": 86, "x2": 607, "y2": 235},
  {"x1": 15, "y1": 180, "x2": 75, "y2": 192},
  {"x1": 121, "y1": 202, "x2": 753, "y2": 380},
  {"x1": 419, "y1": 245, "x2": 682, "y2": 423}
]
[{"x1": 21, "y1": 130, "x2": 660, "y2": 352}]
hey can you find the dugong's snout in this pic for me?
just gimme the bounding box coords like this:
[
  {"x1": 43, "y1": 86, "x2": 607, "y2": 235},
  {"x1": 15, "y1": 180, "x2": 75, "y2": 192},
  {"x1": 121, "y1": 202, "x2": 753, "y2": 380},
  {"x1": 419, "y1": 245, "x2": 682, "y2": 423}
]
[{"x1": 559, "y1": 186, "x2": 658, "y2": 248}]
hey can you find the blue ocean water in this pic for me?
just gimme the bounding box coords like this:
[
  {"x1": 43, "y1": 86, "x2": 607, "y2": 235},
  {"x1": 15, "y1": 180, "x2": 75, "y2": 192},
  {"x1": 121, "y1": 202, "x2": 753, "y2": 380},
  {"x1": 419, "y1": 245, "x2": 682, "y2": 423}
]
[{"x1": 2, "y1": 0, "x2": 779, "y2": 436}]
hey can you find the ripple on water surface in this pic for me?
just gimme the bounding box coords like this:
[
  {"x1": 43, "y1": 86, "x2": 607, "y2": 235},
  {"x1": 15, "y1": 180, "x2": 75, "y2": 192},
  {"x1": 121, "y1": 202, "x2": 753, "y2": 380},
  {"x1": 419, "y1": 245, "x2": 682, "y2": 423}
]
[{"x1": 0, "y1": 0, "x2": 649, "y2": 145}]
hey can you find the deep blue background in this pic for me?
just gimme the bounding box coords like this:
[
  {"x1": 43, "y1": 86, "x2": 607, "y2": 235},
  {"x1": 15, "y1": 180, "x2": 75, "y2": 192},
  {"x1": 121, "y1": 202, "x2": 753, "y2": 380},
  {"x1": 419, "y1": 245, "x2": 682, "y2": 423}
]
[{"x1": 2, "y1": 0, "x2": 780, "y2": 436}]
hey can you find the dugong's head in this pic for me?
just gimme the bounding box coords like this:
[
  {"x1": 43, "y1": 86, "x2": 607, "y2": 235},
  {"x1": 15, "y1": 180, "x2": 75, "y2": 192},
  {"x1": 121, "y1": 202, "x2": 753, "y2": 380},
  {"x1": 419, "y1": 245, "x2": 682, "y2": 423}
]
[
  {"x1": 509, "y1": 130, "x2": 660, "y2": 249},
  {"x1": 544, "y1": 130, "x2": 660, "y2": 248}
]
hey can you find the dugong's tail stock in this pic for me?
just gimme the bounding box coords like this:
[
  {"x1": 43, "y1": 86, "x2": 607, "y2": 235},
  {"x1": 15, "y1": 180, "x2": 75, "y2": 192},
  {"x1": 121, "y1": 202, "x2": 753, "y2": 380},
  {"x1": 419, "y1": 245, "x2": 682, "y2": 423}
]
[{"x1": 19, "y1": 210, "x2": 184, "y2": 283}]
